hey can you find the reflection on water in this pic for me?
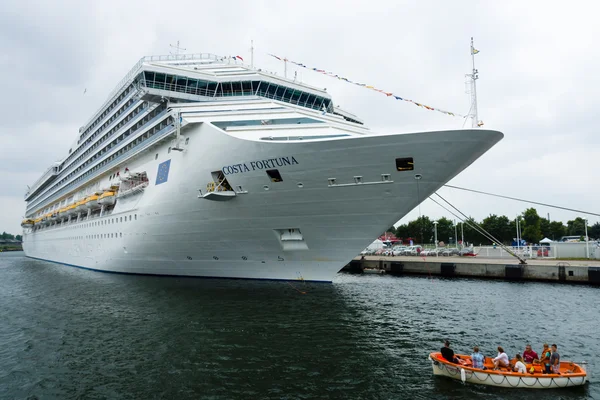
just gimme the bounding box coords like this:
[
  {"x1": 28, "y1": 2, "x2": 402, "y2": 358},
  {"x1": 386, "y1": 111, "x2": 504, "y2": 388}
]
[{"x1": 0, "y1": 252, "x2": 596, "y2": 399}]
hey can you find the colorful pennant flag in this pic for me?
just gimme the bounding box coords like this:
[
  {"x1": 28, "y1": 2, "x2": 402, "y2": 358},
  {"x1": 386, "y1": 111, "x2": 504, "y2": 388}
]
[{"x1": 267, "y1": 53, "x2": 466, "y2": 118}]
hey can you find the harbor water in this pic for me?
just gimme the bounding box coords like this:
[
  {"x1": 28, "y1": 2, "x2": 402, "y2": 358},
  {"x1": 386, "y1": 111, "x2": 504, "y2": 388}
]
[{"x1": 0, "y1": 251, "x2": 597, "y2": 399}]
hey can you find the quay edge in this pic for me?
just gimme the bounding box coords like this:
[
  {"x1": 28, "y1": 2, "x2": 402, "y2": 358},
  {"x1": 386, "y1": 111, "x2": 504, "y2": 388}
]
[{"x1": 345, "y1": 256, "x2": 600, "y2": 285}]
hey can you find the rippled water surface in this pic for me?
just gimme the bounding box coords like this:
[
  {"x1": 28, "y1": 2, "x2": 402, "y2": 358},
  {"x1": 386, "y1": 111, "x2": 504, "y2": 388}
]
[{"x1": 0, "y1": 251, "x2": 597, "y2": 399}]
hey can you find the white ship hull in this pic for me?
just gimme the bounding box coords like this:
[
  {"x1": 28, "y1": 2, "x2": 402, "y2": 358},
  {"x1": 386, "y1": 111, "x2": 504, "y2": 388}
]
[{"x1": 23, "y1": 122, "x2": 501, "y2": 282}]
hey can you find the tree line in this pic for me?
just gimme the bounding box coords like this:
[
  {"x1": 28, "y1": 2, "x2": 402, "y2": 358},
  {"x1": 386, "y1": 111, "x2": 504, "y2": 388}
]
[
  {"x1": 1, "y1": 232, "x2": 23, "y2": 241},
  {"x1": 387, "y1": 208, "x2": 600, "y2": 245}
]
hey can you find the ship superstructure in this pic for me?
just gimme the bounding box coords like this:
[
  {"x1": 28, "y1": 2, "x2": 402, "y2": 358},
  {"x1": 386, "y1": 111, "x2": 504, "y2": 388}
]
[{"x1": 22, "y1": 53, "x2": 503, "y2": 282}]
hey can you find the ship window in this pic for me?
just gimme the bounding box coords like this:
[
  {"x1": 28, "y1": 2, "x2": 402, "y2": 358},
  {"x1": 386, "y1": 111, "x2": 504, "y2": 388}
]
[
  {"x1": 135, "y1": 214, "x2": 137, "y2": 220},
  {"x1": 395, "y1": 157, "x2": 414, "y2": 171},
  {"x1": 168, "y1": 147, "x2": 171, "y2": 154},
  {"x1": 129, "y1": 215, "x2": 132, "y2": 221},
  {"x1": 242, "y1": 81, "x2": 252, "y2": 94},
  {"x1": 266, "y1": 169, "x2": 283, "y2": 183},
  {"x1": 155, "y1": 153, "x2": 158, "y2": 160},
  {"x1": 185, "y1": 137, "x2": 190, "y2": 145}
]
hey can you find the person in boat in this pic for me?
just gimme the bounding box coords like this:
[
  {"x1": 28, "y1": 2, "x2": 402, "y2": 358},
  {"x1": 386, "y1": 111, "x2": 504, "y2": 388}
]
[
  {"x1": 539, "y1": 344, "x2": 552, "y2": 373},
  {"x1": 535, "y1": 343, "x2": 549, "y2": 362},
  {"x1": 513, "y1": 354, "x2": 527, "y2": 373},
  {"x1": 471, "y1": 346, "x2": 485, "y2": 369},
  {"x1": 440, "y1": 340, "x2": 460, "y2": 364},
  {"x1": 522, "y1": 344, "x2": 538, "y2": 363},
  {"x1": 550, "y1": 344, "x2": 560, "y2": 374},
  {"x1": 492, "y1": 346, "x2": 509, "y2": 370}
]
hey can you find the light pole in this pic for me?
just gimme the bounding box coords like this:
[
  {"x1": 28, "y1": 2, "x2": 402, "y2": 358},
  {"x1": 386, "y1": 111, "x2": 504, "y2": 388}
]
[
  {"x1": 584, "y1": 218, "x2": 589, "y2": 259},
  {"x1": 461, "y1": 222, "x2": 464, "y2": 247},
  {"x1": 433, "y1": 221, "x2": 439, "y2": 249},
  {"x1": 454, "y1": 220, "x2": 458, "y2": 249}
]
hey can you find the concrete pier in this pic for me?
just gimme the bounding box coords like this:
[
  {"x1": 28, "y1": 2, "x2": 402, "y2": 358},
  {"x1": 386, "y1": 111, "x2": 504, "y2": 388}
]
[{"x1": 344, "y1": 256, "x2": 600, "y2": 285}]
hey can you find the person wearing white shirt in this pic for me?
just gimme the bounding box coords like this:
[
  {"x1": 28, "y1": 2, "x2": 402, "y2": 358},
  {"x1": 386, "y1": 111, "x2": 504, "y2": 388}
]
[
  {"x1": 513, "y1": 353, "x2": 527, "y2": 374},
  {"x1": 493, "y1": 346, "x2": 509, "y2": 370}
]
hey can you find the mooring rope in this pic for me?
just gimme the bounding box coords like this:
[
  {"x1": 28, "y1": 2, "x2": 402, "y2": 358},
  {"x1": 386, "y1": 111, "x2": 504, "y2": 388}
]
[{"x1": 430, "y1": 193, "x2": 527, "y2": 264}]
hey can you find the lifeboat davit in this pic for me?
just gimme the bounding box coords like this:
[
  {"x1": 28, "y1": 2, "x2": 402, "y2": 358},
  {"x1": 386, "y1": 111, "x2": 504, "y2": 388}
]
[
  {"x1": 429, "y1": 352, "x2": 588, "y2": 389},
  {"x1": 98, "y1": 190, "x2": 117, "y2": 206},
  {"x1": 21, "y1": 219, "x2": 35, "y2": 228}
]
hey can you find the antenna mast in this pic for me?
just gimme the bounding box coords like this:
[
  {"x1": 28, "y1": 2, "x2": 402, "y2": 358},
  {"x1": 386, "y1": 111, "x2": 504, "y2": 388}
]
[
  {"x1": 250, "y1": 40, "x2": 254, "y2": 68},
  {"x1": 466, "y1": 37, "x2": 481, "y2": 128},
  {"x1": 170, "y1": 41, "x2": 186, "y2": 55}
]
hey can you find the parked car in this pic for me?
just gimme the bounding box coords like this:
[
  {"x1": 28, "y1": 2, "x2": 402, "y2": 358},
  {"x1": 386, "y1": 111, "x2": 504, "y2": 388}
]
[
  {"x1": 441, "y1": 248, "x2": 459, "y2": 256},
  {"x1": 391, "y1": 246, "x2": 407, "y2": 256},
  {"x1": 407, "y1": 245, "x2": 423, "y2": 256},
  {"x1": 428, "y1": 249, "x2": 441, "y2": 257}
]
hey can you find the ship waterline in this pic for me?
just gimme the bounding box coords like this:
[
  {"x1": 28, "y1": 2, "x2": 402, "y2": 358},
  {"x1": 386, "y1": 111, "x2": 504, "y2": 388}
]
[{"x1": 22, "y1": 54, "x2": 502, "y2": 281}]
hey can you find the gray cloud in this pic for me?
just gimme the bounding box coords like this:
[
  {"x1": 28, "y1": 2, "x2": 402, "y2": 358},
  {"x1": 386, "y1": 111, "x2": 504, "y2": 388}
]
[{"x1": 1, "y1": 0, "x2": 598, "y2": 234}]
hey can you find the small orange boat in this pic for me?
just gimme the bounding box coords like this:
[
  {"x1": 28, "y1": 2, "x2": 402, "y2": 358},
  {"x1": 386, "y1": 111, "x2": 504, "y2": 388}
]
[{"x1": 429, "y1": 352, "x2": 588, "y2": 389}]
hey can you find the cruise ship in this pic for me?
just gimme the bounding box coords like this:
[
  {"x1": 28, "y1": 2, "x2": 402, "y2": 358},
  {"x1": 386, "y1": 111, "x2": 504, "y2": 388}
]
[{"x1": 21, "y1": 53, "x2": 503, "y2": 282}]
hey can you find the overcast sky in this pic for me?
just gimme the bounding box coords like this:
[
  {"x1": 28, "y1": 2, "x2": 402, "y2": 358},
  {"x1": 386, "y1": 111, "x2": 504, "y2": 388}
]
[{"x1": 1, "y1": 0, "x2": 598, "y2": 234}]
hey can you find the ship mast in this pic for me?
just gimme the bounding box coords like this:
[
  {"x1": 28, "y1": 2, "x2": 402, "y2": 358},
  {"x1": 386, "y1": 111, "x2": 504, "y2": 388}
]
[
  {"x1": 466, "y1": 37, "x2": 481, "y2": 128},
  {"x1": 170, "y1": 41, "x2": 186, "y2": 56}
]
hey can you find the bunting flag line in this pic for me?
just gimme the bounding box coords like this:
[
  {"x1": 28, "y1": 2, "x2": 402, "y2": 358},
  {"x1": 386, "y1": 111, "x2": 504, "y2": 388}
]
[{"x1": 267, "y1": 53, "x2": 467, "y2": 118}]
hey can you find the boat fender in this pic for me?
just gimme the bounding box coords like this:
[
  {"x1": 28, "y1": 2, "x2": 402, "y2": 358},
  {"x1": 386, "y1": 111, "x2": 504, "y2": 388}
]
[{"x1": 460, "y1": 368, "x2": 466, "y2": 383}]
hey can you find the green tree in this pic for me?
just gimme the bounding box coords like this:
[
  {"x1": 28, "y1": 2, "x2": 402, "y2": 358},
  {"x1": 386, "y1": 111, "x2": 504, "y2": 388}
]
[
  {"x1": 540, "y1": 218, "x2": 550, "y2": 239},
  {"x1": 521, "y1": 208, "x2": 542, "y2": 244},
  {"x1": 481, "y1": 214, "x2": 513, "y2": 244},
  {"x1": 589, "y1": 222, "x2": 600, "y2": 240},
  {"x1": 434, "y1": 217, "x2": 455, "y2": 245},
  {"x1": 548, "y1": 221, "x2": 566, "y2": 240},
  {"x1": 395, "y1": 224, "x2": 409, "y2": 240},
  {"x1": 407, "y1": 216, "x2": 433, "y2": 245},
  {"x1": 567, "y1": 218, "x2": 586, "y2": 236},
  {"x1": 460, "y1": 217, "x2": 482, "y2": 245}
]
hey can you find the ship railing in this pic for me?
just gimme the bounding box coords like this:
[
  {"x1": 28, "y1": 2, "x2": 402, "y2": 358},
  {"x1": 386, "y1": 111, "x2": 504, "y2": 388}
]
[{"x1": 82, "y1": 53, "x2": 220, "y2": 135}]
